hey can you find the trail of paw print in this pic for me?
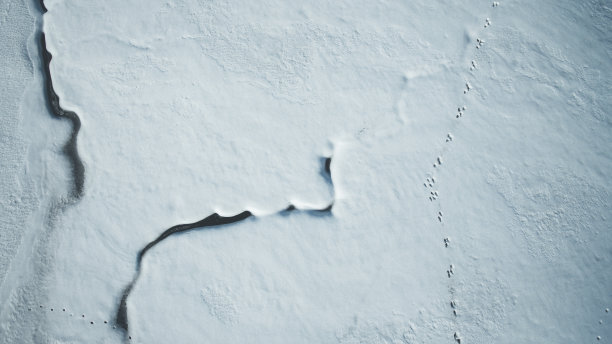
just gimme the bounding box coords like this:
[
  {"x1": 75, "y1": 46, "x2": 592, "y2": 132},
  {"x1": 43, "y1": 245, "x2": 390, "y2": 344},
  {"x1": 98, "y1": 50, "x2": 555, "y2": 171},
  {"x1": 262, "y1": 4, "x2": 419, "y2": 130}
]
[
  {"x1": 25, "y1": 304, "x2": 120, "y2": 331},
  {"x1": 422, "y1": 156, "x2": 446, "y2": 203},
  {"x1": 596, "y1": 308, "x2": 609, "y2": 341},
  {"x1": 475, "y1": 37, "x2": 485, "y2": 49},
  {"x1": 434, "y1": 156, "x2": 443, "y2": 168}
]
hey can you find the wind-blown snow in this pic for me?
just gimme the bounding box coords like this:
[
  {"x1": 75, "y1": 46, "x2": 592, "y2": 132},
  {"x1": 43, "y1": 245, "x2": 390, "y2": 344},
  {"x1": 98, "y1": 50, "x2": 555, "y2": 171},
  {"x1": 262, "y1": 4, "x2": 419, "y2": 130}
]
[{"x1": 1, "y1": 0, "x2": 611, "y2": 343}]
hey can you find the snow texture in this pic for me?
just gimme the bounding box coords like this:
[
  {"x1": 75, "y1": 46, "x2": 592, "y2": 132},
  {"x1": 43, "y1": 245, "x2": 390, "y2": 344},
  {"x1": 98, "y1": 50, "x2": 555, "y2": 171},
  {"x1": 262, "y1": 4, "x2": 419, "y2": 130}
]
[{"x1": 1, "y1": 0, "x2": 611, "y2": 343}]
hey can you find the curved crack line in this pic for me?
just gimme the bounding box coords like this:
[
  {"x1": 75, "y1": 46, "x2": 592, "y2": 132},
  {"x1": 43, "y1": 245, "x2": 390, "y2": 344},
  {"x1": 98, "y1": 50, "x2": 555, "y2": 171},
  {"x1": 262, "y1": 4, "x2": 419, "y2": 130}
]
[
  {"x1": 116, "y1": 157, "x2": 335, "y2": 339},
  {"x1": 39, "y1": 2, "x2": 85, "y2": 200}
]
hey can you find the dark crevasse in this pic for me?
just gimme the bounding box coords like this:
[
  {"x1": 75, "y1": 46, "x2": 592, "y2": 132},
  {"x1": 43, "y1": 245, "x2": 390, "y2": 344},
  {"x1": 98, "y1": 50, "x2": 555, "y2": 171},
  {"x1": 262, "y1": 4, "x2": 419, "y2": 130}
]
[
  {"x1": 39, "y1": 33, "x2": 84, "y2": 200},
  {"x1": 116, "y1": 157, "x2": 335, "y2": 340}
]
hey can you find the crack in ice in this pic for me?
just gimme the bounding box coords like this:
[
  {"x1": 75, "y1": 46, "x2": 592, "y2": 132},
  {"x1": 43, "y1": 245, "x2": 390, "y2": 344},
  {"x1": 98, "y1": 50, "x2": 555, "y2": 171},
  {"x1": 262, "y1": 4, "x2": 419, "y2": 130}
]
[
  {"x1": 115, "y1": 157, "x2": 335, "y2": 339},
  {"x1": 39, "y1": 1, "x2": 85, "y2": 201}
]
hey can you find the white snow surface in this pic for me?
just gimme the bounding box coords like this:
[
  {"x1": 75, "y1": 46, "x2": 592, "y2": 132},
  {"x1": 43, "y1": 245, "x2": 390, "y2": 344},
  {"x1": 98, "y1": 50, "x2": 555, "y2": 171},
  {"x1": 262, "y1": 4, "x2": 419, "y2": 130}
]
[{"x1": 1, "y1": 0, "x2": 611, "y2": 343}]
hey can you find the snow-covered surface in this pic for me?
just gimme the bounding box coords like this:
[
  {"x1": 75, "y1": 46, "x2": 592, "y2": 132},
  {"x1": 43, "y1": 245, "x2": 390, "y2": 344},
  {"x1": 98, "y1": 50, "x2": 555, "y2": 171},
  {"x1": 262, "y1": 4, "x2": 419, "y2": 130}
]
[
  {"x1": 0, "y1": 0, "x2": 36, "y2": 289},
  {"x1": 0, "y1": 0, "x2": 79, "y2": 341},
  {"x1": 1, "y1": 0, "x2": 611, "y2": 343}
]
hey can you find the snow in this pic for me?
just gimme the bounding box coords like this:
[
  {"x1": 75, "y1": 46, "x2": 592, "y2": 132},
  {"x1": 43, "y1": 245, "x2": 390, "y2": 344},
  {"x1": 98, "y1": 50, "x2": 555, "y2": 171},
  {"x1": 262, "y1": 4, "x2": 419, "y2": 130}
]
[
  {"x1": 1, "y1": 0, "x2": 611, "y2": 343},
  {"x1": 0, "y1": 0, "x2": 36, "y2": 290}
]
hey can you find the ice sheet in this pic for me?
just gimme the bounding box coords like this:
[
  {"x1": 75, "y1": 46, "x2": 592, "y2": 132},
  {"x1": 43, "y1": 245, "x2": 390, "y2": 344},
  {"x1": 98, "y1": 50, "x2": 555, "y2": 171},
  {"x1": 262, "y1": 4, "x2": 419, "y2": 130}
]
[{"x1": 1, "y1": 0, "x2": 611, "y2": 343}]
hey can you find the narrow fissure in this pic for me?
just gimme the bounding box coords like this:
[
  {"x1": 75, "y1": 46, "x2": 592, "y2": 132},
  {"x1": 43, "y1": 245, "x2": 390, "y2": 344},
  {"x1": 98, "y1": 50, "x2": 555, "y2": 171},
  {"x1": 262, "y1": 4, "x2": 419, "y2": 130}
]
[
  {"x1": 39, "y1": 0, "x2": 85, "y2": 201},
  {"x1": 116, "y1": 157, "x2": 335, "y2": 339}
]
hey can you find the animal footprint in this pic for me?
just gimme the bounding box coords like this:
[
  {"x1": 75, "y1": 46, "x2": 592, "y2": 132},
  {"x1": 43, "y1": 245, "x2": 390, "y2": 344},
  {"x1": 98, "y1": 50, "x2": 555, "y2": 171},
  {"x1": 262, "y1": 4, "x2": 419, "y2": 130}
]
[
  {"x1": 424, "y1": 177, "x2": 435, "y2": 188},
  {"x1": 447, "y1": 264, "x2": 455, "y2": 278},
  {"x1": 476, "y1": 38, "x2": 485, "y2": 49},
  {"x1": 450, "y1": 299, "x2": 458, "y2": 316},
  {"x1": 484, "y1": 18, "x2": 491, "y2": 28},
  {"x1": 446, "y1": 133, "x2": 454, "y2": 142},
  {"x1": 25, "y1": 304, "x2": 113, "y2": 329},
  {"x1": 424, "y1": 177, "x2": 439, "y2": 201},
  {"x1": 429, "y1": 190, "x2": 439, "y2": 201},
  {"x1": 492, "y1": 1, "x2": 500, "y2": 7},
  {"x1": 470, "y1": 60, "x2": 477, "y2": 71},
  {"x1": 456, "y1": 106, "x2": 467, "y2": 118},
  {"x1": 444, "y1": 237, "x2": 450, "y2": 247}
]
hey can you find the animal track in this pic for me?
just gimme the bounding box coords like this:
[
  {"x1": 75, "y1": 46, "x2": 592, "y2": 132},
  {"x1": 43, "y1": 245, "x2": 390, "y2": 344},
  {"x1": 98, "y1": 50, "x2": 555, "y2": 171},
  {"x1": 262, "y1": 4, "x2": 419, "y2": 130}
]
[
  {"x1": 475, "y1": 38, "x2": 485, "y2": 49},
  {"x1": 416, "y1": 2, "x2": 499, "y2": 341},
  {"x1": 200, "y1": 286, "x2": 239, "y2": 325},
  {"x1": 596, "y1": 308, "x2": 609, "y2": 341},
  {"x1": 424, "y1": 176, "x2": 441, "y2": 201},
  {"x1": 433, "y1": 156, "x2": 444, "y2": 168},
  {"x1": 424, "y1": 177, "x2": 435, "y2": 188},
  {"x1": 429, "y1": 190, "x2": 439, "y2": 202},
  {"x1": 450, "y1": 300, "x2": 458, "y2": 316},
  {"x1": 454, "y1": 331, "x2": 462, "y2": 343},
  {"x1": 447, "y1": 264, "x2": 455, "y2": 278},
  {"x1": 456, "y1": 106, "x2": 467, "y2": 118},
  {"x1": 470, "y1": 60, "x2": 477, "y2": 71}
]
